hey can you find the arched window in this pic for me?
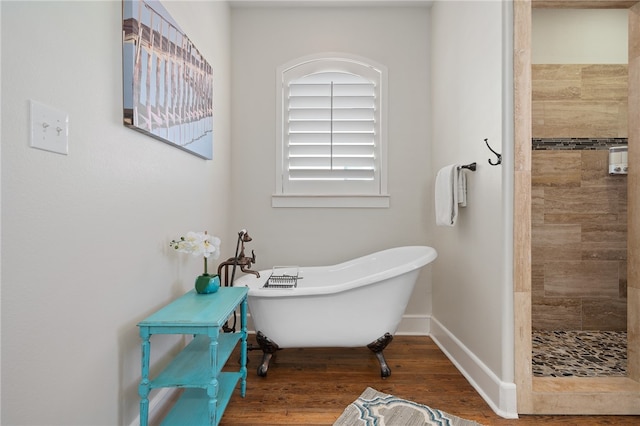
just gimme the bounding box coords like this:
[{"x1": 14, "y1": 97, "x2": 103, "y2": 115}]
[{"x1": 273, "y1": 54, "x2": 389, "y2": 208}]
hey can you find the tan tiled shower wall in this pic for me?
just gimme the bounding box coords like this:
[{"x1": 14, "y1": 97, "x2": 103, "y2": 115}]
[
  {"x1": 532, "y1": 64, "x2": 628, "y2": 139},
  {"x1": 532, "y1": 150, "x2": 627, "y2": 331}
]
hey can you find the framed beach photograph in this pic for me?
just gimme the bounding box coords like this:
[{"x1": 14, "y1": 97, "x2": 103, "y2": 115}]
[{"x1": 122, "y1": 0, "x2": 213, "y2": 159}]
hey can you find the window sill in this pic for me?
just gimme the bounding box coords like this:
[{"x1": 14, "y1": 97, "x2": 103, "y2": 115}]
[{"x1": 272, "y1": 194, "x2": 390, "y2": 208}]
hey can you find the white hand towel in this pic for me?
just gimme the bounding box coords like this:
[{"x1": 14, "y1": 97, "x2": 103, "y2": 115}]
[
  {"x1": 458, "y1": 169, "x2": 467, "y2": 208},
  {"x1": 435, "y1": 164, "x2": 459, "y2": 226}
]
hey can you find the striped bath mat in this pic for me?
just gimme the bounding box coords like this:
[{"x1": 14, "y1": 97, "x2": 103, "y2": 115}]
[{"x1": 334, "y1": 387, "x2": 483, "y2": 426}]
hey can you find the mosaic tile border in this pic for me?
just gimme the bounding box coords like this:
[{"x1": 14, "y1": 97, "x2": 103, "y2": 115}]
[
  {"x1": 532, "y1": 330, "x2": 627, "y2": 377},
  {"x1": 532, "y1": 138, "x2": 628, "y2": 151}
]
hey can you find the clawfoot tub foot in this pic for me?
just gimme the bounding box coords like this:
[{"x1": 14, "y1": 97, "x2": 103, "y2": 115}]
[
  {"x1": 367, "y1": 333, "x2": 394, "y2": 378},
  {"x1": 256, "y1": 331, "x2": 280, "y2": 377}
]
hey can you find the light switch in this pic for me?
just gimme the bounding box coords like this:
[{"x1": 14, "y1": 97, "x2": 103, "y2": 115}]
[{"x1": 30, "y1": 100, "x2": 69, "y2": 155}]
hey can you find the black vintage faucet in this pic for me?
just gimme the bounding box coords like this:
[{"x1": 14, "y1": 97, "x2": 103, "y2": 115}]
[{"x1": 217, "y1": 229, "x2": 260, "y2": 287}]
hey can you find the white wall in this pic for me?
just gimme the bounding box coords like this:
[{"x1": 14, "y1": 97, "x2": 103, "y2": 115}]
[
  {"x1": 533, "y1": 9, "x2": 628, "y2": 64},
  {"x1": 0, "y1": 1, "x2": 231, "y2": 424},
  {"x1": 229, "y1": 5, "x2": 434, "y2": 328},
  {"x1": 1, "y1": 1, "x2": 518, "y2": 423},
  {"x1": 430, "y1": 0, "x2": 516, "y2": 418}
]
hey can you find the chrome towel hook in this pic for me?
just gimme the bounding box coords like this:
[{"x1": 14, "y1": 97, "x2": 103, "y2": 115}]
[{"x1": 484, "y1": 138, "x2": 502, "y2": 166}]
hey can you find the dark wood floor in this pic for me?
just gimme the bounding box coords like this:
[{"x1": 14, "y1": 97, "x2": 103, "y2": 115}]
[{"x1": 210, "y1": 336, "x2": 639, "y2": 425}]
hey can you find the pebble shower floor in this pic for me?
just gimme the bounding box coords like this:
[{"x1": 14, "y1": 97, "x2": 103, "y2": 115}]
[{"x1": 532, "y1": 330, "x2": 627, "y2": 377}]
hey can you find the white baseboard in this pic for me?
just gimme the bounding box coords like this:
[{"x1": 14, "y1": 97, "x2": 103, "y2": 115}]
[
  {"x1": 246, "y1": 312, "x2": 430, "y2": 336},
  {"x1": 128, "y1": 387, "x2": 180, "y2": 426},
  {"x1": 429, "y1": 316, "x2": 518, "y2": 419},
  {"x1": 396, "y1": 313, "x2": 430, "y2": 335}
]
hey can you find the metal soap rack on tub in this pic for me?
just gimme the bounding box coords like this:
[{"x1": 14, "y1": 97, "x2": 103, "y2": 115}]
[{"x1": 262, "y1": 266, "x2": 300, "y2": 289}]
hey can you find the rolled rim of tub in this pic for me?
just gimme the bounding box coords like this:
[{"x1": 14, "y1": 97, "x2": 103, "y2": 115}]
[{"x1": 232, "y1": 245, "x2": 437, "y2": 297}]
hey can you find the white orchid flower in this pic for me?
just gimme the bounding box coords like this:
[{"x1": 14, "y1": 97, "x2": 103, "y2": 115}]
[
  {"x1": 170, "y1": 231, "x2": 222, "y2": 277},
  {"x1": 205, "y1": 236, "x2": 221, "y2": 260},
  {"x1": 170, "y1": 231, "x2": 221, "y2": 259}
]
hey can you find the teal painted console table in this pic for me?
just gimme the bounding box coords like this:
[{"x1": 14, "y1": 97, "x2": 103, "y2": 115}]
[{"x1": 138, "y1": 287, "x2": 248, "y2": 426}]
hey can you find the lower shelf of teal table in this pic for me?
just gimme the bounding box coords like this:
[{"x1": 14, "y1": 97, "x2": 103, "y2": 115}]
[{"x1": 160, "y1": 372, "x2": 242, "y2": 426}]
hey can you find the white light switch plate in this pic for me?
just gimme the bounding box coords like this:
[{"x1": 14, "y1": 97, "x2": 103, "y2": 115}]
[{"x1": 30, "y1": 100, "x2": 69, "y2": 155}]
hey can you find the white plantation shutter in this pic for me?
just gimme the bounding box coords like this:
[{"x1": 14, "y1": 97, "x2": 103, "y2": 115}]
[
  {"x1": 275, "y1": 55, "x2": 388, "y2": 207},
  {"x1": 287, "y1": 72, "x2": 377, "y2": 185}
]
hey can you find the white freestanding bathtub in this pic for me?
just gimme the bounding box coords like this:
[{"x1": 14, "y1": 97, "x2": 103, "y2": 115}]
[{"x1": 233, "y1": 245, "x2": 437, "y2": 377}]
